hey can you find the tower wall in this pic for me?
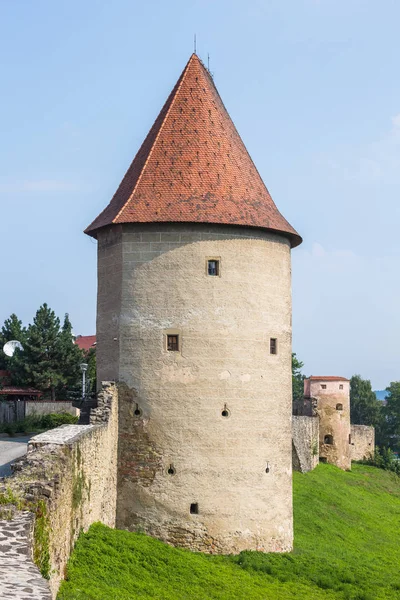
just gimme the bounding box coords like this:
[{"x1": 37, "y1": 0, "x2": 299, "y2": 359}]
[
  {"x1": 307, "y1": 379, "x2": 351, "y2": 470},
  {"x1": 97, "y1": 223, "x2": 293, "y2": 554}
]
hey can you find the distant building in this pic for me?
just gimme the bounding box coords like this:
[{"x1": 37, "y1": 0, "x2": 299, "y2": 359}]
[
  {"x1": 75, "y1": 335, "x2": 96, "y2": 352},
  {"x1": 0, "y1": 370, "x2": 42, "y2": 401},
  {"x1": 305, "y1": 376, "x2": 352, "y2": 470}
]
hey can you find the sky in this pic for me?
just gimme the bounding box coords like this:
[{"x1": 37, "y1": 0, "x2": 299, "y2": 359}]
[{"x1": 1, "y1": 0, "x2": 399, "y2": 389}]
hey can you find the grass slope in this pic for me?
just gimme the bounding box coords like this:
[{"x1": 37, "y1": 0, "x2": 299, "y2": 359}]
[{"x1": 57, "y1": 464, "x2": 400, "y2": 600}]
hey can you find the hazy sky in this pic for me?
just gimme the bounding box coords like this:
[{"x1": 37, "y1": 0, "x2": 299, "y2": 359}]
[{"x1": 1, "y1": 0, "x2": 399, "y2": 389}]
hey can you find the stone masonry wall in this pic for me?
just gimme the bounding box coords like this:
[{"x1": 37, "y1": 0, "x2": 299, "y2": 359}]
[
  {"x1": 101, "y1": 223, "x2": 294, "y2": 554},
  {"x1": 351, "y1": 425, "x2": 375, "y2": 461},
  {"x1": 292, "y1": 416, "x2": 319, "y2": 473},
  {"x1": 0, "y1": 381, "x2": 118, "y2": 599}
]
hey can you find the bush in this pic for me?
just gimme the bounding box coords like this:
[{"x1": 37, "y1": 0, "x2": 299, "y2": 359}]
[
  {"x1": 359, "y1": 446, "x2": 400, "y2": 476},
  {"x1": 0, "y1": 412, "x2": 78, "y2": 435}
]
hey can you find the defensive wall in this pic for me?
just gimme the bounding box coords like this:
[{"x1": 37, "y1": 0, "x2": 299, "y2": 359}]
[
  {"x1": 0, "y1": 381, "x2": 118, "y2": 599},
  {"x1": 292, "y1": 416, "x2": 319, "y2": 473},
  {"x1": 351, "y1": 425, "x2": 375, "y2": 461}
]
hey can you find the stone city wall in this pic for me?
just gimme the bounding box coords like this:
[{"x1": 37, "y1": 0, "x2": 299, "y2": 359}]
[
  {"x1": 351, "y1": 425, "x2": 375, "y2": 461},
  {"x1": 0, "y1": 381, "x2": 118, "y2": 599},
  {"x1": 292, "y1": 416, "x2": 319, "y2": 473},
  {"x1": 25, "y1": 401, "x2": 79, "y2": 417}
]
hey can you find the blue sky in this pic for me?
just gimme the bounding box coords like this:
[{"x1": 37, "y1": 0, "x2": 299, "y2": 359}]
[{"x1": 1, "y1": 0, "x2": 399, "y2": 388}]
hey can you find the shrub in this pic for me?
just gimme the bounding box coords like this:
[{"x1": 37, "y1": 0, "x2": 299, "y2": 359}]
[
  {"x1": 0, "y1": 412, "x2": 78, "y2": 435},
  {"x1": 359, "y1": 446, "x2": 400, "y2": 476}
]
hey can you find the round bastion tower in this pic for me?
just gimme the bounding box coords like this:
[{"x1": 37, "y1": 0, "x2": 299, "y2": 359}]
[{"x1": 85, "y1": 54, "x2": 302, "y2": 553}]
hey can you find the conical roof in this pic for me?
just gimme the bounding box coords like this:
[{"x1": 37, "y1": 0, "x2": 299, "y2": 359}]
[{"x1": 85, "y1": 54, "x2": 301, "y2": 247}]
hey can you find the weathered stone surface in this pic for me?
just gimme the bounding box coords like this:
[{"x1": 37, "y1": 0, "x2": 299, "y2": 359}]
[
  {"x1": 305, "y1": 378, "x2": 351, "y2": 471},
  {"x1": 0, "y1": 382, "x2": 118, "y2": 599},
  {"x1": 97, "y1": 223, "x2": 294, "y2": 554},
  {"x1": 0, "y1": 513, "x2": 51, "y2": 599},
  {"x1": 351, "y1": 425, "x2": 375, "y2": 461},
  {"x1": 292, "y1": 416, "x2": 319, "y2": 473}
]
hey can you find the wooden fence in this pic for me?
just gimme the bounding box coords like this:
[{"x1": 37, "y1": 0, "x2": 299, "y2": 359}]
[{"x1": 0, "y1": 400, "x2": 26, "y2": 423}]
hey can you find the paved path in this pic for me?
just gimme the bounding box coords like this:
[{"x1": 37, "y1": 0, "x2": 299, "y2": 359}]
[
  {"x1": 0, "y1": 513, "x2": 52, "y2": 599},
  {"x1": 0, "y1": 436, "x2": 32, "y2": 478}
]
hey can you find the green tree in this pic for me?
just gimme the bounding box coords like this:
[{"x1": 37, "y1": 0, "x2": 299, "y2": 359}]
[
  {"x1": 84, "y1": 347, "x2": 96, "y2": 393},
  {"x1": 292, "y1": 353, "x2": 306, "y2": 402},
  {"x1": 350, "y1": 375, "x2": 382, "y2": 426},
  {"x1": 58, "y1": 314, "x2": 84, "y2": 392},
  {"x1": 12, "y1": 304, "x2": 82, "y2": 400},
  {"x1": 382, "y1": 382, "x2": 400, "y2": 452},
  {"x1": 0, "y1": 314, "x2": 26, "y2": 370}
]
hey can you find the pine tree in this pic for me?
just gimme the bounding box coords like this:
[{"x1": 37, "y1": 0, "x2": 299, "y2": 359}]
[
  {"x1": 292, "y1": 353, "x2": 306, "y2": 402},
  {"x1": 58, "y1": 314, "x2": 84, "y2": 396},
  {"x1": 14, "y1": 304, "x2": 63, "y2": 400},
  {"x1": 0, "y1": 314, "x2": 26, "y2": 370}
]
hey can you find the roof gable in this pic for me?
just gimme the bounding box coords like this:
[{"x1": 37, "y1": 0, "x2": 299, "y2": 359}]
[{"x1": 85, "y1": 54, "x2": 301, "y2": 247}]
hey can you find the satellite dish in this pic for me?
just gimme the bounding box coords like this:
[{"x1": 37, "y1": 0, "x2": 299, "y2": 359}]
[{"x1": 3, "y1": 340, "x2": 24, "y2": 357}]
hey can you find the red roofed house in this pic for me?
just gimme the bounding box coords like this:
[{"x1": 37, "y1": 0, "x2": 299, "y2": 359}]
[
  {"x1": 75, "y1": 335, "x2": 96, "y2": 352},
  {"x1": 0, "y1": 370, "x2": 42, "y2": 401}
]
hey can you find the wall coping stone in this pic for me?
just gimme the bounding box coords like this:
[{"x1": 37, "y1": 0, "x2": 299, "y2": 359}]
[{"x1": 28, "y1": 424, "x2": 98, "y2": 447}]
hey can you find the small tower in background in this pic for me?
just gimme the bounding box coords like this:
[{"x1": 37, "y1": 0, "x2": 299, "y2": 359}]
[
  {"x1": 86, "y1": 54, "x2": 301, "y2": 553},
  {"x1": 304, "y1": 376, "x2": 351, "y2": 470}
]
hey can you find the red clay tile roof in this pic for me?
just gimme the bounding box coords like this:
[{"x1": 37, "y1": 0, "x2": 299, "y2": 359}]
[
  {"x1": 85, "y1": 54, "x2": 301, "y2": 247},
  {"x1": 0, "y1": 387, "x2": 42, "y2": 395},
  {"x1": 308, "y1": 376, "x2": 349, "y2": 382},
  {"x1": 75, "y1": 335, "x2": 96, "y2": 351}
]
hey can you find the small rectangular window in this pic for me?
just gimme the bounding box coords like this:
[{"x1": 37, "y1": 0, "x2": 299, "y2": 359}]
[
  {"x1": 270, "y1": 338, "x2": 277, "y2": 355},
  {"x1": 339, "y1": 384, "x2": 343, "y2": 390},
  {"x1": 190, "y1": 503, "x2": 199, "y2": 514},
  {"x1": 207, "y1": 259, "x2": 219, "y2": 276},
  {"x1": 321, "y1": 384, "x2": 327, "y2": 389},
  {"x1": 167, "y1": 335, "x2": 179, "y2": 352}
]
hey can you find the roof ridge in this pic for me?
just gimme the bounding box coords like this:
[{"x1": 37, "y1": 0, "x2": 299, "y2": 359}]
[{"x1": 113, "y1": 55, "x2": 195, "y2": 225}]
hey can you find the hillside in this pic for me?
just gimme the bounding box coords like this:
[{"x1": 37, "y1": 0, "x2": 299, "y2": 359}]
[{"x1": 57, "y1": 464, "x2": 400, "y2": 600}]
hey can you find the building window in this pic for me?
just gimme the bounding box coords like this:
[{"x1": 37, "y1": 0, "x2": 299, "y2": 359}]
[
  {"x1": 321, "y1": 384, "x2": 327, "y2": 389},
  {"x1": 336, "y1": 403, "x2": 343, "y2": 411},
  {"x1": 270, "y1": 338, "x2": 277, "y2": 355},
  {"x1": 167, "y1": 335, "x2": 179, "y2": 352},
  {"x1": 324, "y1": 435, "x2": 333, "y2": 445},
  {"x1": 339, "y1": 384, "x2": 343, "y2": 390},
  {"x1": 207, "y1": 259, "x2": 219, "y2": 276},
  {"x1": 190, "y1": 503, "x2": 199, "y2": 514},
  {"x1": 349, "y1": 434, "x2": 352, "y2": 444}
]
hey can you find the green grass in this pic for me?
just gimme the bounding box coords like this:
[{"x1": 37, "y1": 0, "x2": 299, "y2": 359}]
[{"x1": 57, "y1": 464, "x2": 400, "y2": 599}]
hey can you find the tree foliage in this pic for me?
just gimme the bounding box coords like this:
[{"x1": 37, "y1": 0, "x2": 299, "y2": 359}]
[
  {"x1": 350, "y1": 375, "x2": 381, "y2": 426},
  {"x1": 292, "y1": 353, "x2": 306, "y2": 402},
  {"x1": 382, "y1": 381, "x2": 400, "y2": 452},
  {"x1": 9, "y1": 304, "x2": 83, "y2": 400},
  {"x1": 0, "y1": 314, "x2": 27, "y2": 370}
]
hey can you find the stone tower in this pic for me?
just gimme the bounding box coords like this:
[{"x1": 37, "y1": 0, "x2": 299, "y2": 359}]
[
  {"x1": 304, "y1": 376, "x2": 351, "y2": 470},
  {"x1": 85, "y1": 54, "x2": 301, "y2": 554}
]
